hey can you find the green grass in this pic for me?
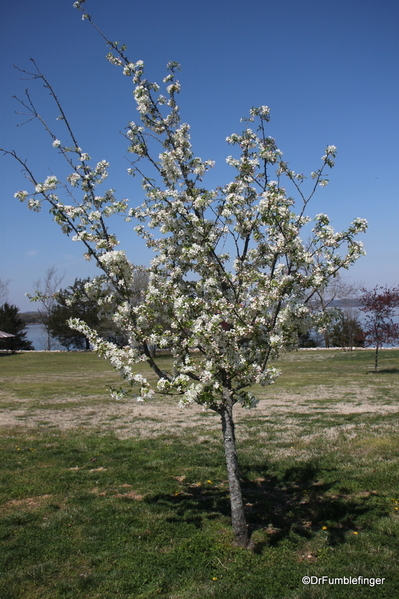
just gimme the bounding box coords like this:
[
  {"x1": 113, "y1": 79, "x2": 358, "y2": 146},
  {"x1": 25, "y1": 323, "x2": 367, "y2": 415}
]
[
  {"x1": 0, "y1": 352, "x2": 125, "y2": 400},
  {"x1": 1, "y1": 349, "x2": 399, "y2": 598}
]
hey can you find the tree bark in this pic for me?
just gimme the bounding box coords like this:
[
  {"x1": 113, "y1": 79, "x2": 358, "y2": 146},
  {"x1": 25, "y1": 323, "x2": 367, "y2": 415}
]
[{"x1": 219, "y1": 396, "x2": 250, "y2": 548}]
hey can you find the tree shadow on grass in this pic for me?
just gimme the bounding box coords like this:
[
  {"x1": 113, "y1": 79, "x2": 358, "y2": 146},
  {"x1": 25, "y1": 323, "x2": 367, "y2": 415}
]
[
  {"x1": 239, "y1": 462, "x2": 384, "y2": 551},
  {"x1": 145, "y1": 481, "x2": 231, "y2": 530},
  {"x1": 0, "y1": 351, "x2": 19, "y2": 358},
  {"x1": 145, "y1": 461, "x2": 387, "y2": 550},
  {"x1": 368, "y1": 368, "x2": 399, "y2": 374}
]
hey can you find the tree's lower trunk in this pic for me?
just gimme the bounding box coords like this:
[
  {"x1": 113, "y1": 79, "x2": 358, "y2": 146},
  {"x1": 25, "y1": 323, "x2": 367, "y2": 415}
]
[
  {"x1": 324, "y1": 331, "x2": 330, "y2": 348},
  {"x1": 375, "y1": 345, "x2": 379, "y2": 372},
  {"x1": 219, "y1": 398, "x2": 250, "y2": 548},
  {"x1": 45, "y1": 330, "x2": 52, "y2": 351}
]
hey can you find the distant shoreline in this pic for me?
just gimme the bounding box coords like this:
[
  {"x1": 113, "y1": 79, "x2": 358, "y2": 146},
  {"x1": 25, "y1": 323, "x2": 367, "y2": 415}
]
[
  {"x1": 5, "y1": 347, "x2": 399, "y2": 353},
  {"x1": 20, "y1": 311, "x2": 43, "y2": 325}
]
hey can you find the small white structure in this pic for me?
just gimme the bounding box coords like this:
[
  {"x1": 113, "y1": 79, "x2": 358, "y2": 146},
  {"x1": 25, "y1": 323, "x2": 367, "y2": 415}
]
[{"x1": 0, "y1": 331, "x2": 15, "y2": 339}]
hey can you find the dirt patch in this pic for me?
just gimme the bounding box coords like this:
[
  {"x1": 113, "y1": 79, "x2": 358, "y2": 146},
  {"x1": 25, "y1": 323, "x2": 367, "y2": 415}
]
[
  {"x1": 113, "y1": 490, "x2": 144, "y2": 500},
  {"x1": 0, "y1": 494, "x2": 52, "y2": 516},
  {"x1": 89, "y1": 485, "x2": 144, "y2": 500}
]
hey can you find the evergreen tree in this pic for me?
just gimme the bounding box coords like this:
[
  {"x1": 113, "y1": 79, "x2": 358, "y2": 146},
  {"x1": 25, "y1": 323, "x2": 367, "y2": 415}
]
[
  {"x1": 330, "y1": 312, "x2": 365, "y2": 349},
  {"x1": 0, "y1": 303, "x2": 33, "y2": 351},
  {"x1": 47, "y1": 278, "x2": 101, "y2": 350},
  {"x1": 47, "y1": 274, "x2": 149, "y2": 350}
]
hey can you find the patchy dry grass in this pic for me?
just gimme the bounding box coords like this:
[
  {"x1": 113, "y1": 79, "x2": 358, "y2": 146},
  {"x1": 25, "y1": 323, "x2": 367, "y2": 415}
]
[{"x1": 1, "y1": 349, "x2": 398, "y2": 442}]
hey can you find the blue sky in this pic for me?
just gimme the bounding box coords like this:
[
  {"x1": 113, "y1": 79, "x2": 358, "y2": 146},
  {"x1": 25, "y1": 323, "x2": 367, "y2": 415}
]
[{"x1": 1, "y1": 0, "x2": 398, "y2": 311}]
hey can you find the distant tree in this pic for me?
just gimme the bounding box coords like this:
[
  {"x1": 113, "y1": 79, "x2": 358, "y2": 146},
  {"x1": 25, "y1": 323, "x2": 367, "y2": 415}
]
[
  {"x1": 48, "y1": 271, "x2": 150, "y2": 350},
  {"x1": 330, "y1": 312, "x2": 365, "y2": 350},
  {"x1": 298, "y1": 330, "x2": 319, "y2": 348},
  {"x1": 309, "y1": 277, "x2": 362, "y2": 347},
  {"x1": 0, "y1": 278, "x2": 9, "y2": 304},
  {"x1": 28, "y1": 266, "x2": 64, "y2": 350},
  {"x1": 0, "y1": 302, "x2": 33, "y2": 351},
  {"x1": 360, "y1": 285, "x2": 399, "y2": 371},
  {"x1": 47, "y1": 278, "x2": 101, "y2": 350}
]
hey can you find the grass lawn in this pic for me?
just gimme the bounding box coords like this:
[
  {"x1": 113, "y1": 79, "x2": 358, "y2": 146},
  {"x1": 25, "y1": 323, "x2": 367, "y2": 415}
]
[{"x1": 0, "y1": 349, "x2": 398, "y2": 598}]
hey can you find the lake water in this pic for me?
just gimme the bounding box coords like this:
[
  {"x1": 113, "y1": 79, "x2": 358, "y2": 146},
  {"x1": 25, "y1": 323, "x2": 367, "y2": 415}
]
[
  {"x1": 25, "y1": 324, "x2": 67, "y2": 351},
  {"x1": 24, "y1": 321, "x2": 398, "y2": 351}
]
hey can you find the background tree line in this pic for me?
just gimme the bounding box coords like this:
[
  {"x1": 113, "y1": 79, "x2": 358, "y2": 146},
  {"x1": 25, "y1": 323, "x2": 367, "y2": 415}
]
[
  {"x1": 27, "y1": 268, "x2": 151, "y2": 351},
  {"x1": 296, "y1": 278, "x2": 399, "y2": 357},
  {"x1": 1, "y1": 274, "x2": 398, "y2": 359}
]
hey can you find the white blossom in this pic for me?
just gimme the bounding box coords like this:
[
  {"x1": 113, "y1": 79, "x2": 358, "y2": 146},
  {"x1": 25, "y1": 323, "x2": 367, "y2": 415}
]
[{"x1": 14, "y1": 190, "x2": 29, "y2": 201}]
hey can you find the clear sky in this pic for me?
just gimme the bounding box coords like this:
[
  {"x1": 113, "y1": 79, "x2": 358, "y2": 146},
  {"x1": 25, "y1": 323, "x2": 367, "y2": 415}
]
[{"x1": 1, "y1": 0, "x2": 398, "y2": 311}]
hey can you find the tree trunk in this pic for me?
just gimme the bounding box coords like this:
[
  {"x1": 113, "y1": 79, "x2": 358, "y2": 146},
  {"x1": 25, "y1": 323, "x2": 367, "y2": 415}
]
[
  {"x1": 219, "y1": 397, "x2": 250, "y2": 548},
  {"x1": 374, "y1": 345, "x2": 379, "y2": 372}
]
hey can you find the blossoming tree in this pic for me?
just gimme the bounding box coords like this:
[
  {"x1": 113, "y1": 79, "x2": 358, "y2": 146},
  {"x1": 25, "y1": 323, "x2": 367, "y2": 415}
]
[
  {"x1": 360, "y1": 285, "x2": 399, "y2": 372},
  {"x1": 2, "y1": 3, "x2": 367, "y2": 548}
]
